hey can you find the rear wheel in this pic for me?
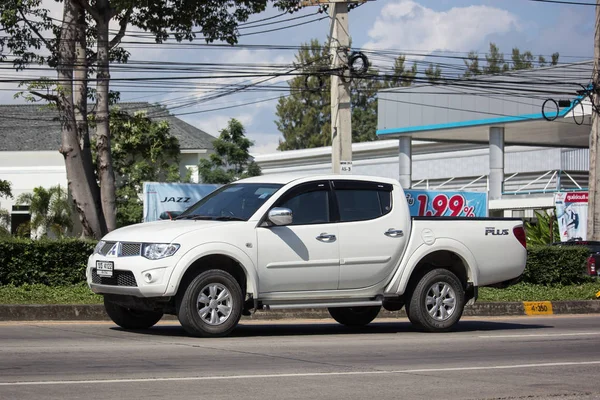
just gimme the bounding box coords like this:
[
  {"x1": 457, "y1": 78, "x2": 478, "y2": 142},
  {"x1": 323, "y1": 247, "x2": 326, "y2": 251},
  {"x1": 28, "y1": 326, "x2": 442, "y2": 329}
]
[
  {"x1": 177, "y1": 269, "x2": 243, "y2": 337},
  {"x1": 407, "y1": 268, "x2": 465, "y2": 332},
  {"x1": 104, "y1": 298, "x2": 163, "y2": 330},
  {"x1": 328, "y1": 306, "x2": 381, "y2": 327}
]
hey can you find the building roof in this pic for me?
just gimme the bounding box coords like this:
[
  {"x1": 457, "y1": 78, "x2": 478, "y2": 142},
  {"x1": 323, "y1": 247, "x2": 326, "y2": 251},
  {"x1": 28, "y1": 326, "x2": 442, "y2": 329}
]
[
  {"x1": 377, "y1": 60, "x2": 594, "y2": 148},
  {"x1": 0, "y1": 102, "x2": 215, "y2": 152}
]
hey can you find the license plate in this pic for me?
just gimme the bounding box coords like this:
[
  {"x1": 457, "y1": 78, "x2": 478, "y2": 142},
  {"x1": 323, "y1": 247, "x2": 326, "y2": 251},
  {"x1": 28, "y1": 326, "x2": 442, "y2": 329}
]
[{"x1": 96, "y1": 261, "x2": 114, "y2": 278}]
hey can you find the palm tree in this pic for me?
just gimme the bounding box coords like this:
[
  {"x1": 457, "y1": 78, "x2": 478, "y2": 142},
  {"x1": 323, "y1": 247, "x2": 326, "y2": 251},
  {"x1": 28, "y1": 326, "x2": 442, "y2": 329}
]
[
  {"x1": 0, "y1": 208, "x2": 10, "y2": 237},
  {"x1": 16, "y1": 185, "x2": 73, "y2": 238}
]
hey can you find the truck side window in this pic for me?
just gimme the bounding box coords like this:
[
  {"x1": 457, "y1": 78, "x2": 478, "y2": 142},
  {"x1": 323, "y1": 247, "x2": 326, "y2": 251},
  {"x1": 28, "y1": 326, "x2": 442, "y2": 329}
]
[
  {"x1": 279, "y1": 189, "x2": 330, "y2": 225},
  {"x1": 333, "y1": 181, "x2": 393, "y2": 222}
]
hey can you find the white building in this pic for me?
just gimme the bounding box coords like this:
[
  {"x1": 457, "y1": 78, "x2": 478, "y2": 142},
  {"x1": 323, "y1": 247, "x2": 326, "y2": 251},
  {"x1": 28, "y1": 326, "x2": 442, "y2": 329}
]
[{"x1": 0, "y1": 102, "x2": 215, "y2": 234}]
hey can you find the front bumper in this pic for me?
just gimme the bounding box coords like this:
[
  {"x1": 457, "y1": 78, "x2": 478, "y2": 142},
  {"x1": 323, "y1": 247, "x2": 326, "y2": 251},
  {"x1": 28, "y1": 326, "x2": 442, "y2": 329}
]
[{"x1": 87, "y1": 253, "x2": 176, "y2": 298}]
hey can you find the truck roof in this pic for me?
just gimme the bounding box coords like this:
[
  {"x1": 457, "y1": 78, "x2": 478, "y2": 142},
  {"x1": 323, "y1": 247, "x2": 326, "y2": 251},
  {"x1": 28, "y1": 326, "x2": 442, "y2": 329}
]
[{"x1": 237, "y1": 174, "x2": 399, "y2": 186}]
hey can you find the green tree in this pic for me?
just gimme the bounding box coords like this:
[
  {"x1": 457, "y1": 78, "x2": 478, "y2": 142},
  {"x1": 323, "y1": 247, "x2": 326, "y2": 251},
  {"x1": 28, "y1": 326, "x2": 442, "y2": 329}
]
[
  {"x1": 463, "y1": 51, "x2": 481, "y2": 78},
  {"x1": 16, "y1": 186, "x2": 73, "y2": 238},
  {"x1": 384, "y1": 55, "x2": 418, "y2": 88},
  {"x1": 107, "y1": 108, "x2": 183, "y2": 227},
  {"x1": 467, "y1": 43, "x2": 560, "y2": 76},
  {"x1": 0, "y1": 0, "x2": 296, "y2": 239},
  {"x1": 424, "y1": 63, "x2": 442, "y2": 83},
  {"x1": 276, "y1": 39, "x2": 414, "y2": 150},
  {"x1": 511, "y1": 48, "x2": 534, "y2": 70},
  {"x1": 0, "y1": 182, "x2": 10, "y2": 236},
  {"x1": 484, "y1": 43, "x2": 510, "y2": 74},
  {"x1": 276, "y1": 40, "x2": 332, "y2": 150},
  {"x1": 198, "y1": 119, "x2": 261, "y2": 184},
  {"x1": 0, "y1": 180, "x2": 12, "y2": 199}
]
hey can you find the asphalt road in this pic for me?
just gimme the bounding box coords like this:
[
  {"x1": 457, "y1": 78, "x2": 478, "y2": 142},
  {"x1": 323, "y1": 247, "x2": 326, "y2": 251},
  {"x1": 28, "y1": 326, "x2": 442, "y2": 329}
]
[{"x1": 1, "y1": 315, "x2": 599, "y2": 400}]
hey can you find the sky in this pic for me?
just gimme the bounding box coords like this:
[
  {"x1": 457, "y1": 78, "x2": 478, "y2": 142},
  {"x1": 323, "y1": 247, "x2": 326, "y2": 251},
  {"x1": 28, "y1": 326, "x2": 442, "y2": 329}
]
[{"x1": 0, "y1": 0, "x2": 595, "y2": 155}]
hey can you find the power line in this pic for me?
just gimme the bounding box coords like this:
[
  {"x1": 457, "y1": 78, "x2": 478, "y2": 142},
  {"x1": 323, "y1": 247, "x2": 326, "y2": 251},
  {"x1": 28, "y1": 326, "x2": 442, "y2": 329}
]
[{"x1": 524, "y1": 0, "x2": 597, "y2": 5}]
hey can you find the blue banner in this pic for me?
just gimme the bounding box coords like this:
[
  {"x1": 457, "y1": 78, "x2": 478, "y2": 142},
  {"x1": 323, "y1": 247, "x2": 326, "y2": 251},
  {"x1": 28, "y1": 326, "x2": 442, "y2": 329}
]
[
  {"x1": 143, "y1": 182, "x2": 220, "y2": 222},
  {"x1": 404, "y1": 189, "x2": 488, "y2": 218}
]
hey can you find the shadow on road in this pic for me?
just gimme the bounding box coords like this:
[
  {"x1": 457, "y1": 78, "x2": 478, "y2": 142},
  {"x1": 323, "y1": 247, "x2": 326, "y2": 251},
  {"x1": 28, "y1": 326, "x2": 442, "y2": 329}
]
[{"x1": 110, "y1": 319, "x2": 552, "y2": 338}]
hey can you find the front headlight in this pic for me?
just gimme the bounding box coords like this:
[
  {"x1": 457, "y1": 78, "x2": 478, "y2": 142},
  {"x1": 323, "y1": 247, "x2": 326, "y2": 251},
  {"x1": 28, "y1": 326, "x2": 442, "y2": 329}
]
[
  {"x1": 142, "y1": 243, "x2": 180, "y2": 260},
  {"x1": 94, "y1": 240, "x2": 106, "y2": 254}
]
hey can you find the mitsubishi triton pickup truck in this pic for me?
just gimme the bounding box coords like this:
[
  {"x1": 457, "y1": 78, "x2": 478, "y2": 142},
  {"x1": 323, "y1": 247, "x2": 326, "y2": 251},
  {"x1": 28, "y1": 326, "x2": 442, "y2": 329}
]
[{"x1": 87, "y1": 174, "x2": 527, "y2": 337}]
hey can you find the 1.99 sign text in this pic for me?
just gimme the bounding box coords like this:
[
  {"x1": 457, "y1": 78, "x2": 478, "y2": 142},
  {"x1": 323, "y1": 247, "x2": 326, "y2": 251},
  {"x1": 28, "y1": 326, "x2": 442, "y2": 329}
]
[{"x1": 413, "y1": 194, "x2": 476, "y2": 217}]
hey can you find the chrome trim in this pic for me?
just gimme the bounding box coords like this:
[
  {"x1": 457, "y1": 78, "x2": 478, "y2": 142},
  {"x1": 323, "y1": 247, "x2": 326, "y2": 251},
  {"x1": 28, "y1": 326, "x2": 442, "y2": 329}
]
[
  {"x1": 268, "y1": 207, "x2": 293, "y2": 226},
  {"x1": 384, "y1": 229, "x2": 404, "y2": 237},
  {"x1": 99, "y1": 241, "x2": 142, "y2": 257},
  {"x1": 316, "y1": 233, "x2": 336, "y2": 242}
]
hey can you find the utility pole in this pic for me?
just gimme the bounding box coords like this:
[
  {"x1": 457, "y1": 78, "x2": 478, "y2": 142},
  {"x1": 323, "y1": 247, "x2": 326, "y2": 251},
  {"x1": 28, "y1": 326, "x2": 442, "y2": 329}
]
[
  {"x1": 300, "y1": 0, "x2": 365, "y2": 174},
  {"x1": 588, "y1": 0, "x2": 600, "y2": 240}
]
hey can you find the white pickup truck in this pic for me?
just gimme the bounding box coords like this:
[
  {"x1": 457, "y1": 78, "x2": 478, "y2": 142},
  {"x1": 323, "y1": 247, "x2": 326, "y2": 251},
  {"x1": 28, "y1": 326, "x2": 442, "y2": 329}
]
[{"x1": 87, "y1": 174, "x2": 527, "y2": 337}]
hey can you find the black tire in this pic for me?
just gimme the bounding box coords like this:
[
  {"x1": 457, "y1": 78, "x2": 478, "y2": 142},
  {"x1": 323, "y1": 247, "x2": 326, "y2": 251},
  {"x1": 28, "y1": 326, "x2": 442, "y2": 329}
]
[
  {"x1": 328, "y1": 306, "x2": 381, "y2": 327},
  {"x1": 177, "y1": 269, "x2": 243, "y2": 337},
  {"x1": 104, "y1": 298, "x2": 163, "y2": 330},
  {"x1": 407, "y1": 268, "x2": 465, "y2": 332}
]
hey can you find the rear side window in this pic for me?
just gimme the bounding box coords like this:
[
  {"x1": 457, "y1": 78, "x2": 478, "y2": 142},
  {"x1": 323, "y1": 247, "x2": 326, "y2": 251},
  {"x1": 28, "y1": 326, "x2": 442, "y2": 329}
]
[{"x1": 334, "y1": 183, "x2": 392, "y2": 222}]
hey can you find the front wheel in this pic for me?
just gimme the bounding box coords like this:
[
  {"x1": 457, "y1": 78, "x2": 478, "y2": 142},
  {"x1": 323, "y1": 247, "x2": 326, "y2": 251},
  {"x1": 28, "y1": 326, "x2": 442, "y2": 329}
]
[
  {"x1": 104, "y1": 298, "x2": 164, "y2": 330},
  {"x1": 328, "y1": 306, "x2": 381, "y2": 327},
  {"x1": 177, "y1": 269, "x2": 243, "y2": 337},
  {"x1": 407, "y1": 268, "x2": 465, "y2": 332}
]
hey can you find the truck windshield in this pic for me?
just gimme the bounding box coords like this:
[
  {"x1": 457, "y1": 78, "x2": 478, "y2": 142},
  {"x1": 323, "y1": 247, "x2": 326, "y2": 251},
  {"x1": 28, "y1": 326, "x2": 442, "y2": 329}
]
[{"x1": 176, "y1": 183, "x2": 283, "y2": 221}]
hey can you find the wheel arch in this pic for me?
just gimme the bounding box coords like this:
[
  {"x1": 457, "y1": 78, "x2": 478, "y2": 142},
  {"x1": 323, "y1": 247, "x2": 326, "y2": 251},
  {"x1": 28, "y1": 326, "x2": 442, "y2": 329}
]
[
  {"x1": 392, "y1": 239, "x2": 480, "y2": 296},
  {"x1": 165, "y1": 243, "x2": 258, "y2": 298}
]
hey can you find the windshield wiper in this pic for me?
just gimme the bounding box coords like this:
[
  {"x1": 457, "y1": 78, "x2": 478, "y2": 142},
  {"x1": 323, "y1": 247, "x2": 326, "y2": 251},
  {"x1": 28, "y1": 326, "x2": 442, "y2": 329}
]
[
  {"x1": 214, "y1": 215, "x2": 245, "y2": 221},
  {"x1": 214, "y1": 216, "x2": 245, "y2": 221},
  {"x1": 173, "y1": 214, "x2": 212, "y2": 220}
]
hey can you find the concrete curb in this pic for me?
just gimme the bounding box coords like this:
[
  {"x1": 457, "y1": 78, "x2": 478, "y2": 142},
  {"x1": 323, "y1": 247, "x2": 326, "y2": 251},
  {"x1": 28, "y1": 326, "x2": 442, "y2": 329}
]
[{"x1": 0, "y1": 301, "x2": 599, "y2": 321}]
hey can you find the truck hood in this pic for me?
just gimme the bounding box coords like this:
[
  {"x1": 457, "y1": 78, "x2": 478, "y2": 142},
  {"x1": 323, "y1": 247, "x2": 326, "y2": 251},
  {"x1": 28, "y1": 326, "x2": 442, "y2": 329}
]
[{"x1": 102, "y1": 220, "x2": 242, "y2": 243}]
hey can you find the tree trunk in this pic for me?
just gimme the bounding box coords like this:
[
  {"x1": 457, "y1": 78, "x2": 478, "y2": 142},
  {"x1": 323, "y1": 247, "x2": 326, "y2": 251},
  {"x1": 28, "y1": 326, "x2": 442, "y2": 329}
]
[
  {"x1": 57, "y1": 0, "x2": 104, "y2": 239},
  {"x1": 588, "y1": 0, "x2": 600, "y2": 241},
  {"x1": 95, "y1": 0, "x2": 117, "y2": 232},
  {"x1": 73, "y1": 1, "x2": 107, "y2": 235}
]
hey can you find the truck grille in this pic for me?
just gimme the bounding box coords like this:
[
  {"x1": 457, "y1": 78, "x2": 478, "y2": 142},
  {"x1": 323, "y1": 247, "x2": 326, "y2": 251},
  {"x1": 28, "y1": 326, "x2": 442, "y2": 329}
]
[
  {"x1": 120, "y1": 243, "x2": 141, "y2": 257},
  {"x1": 91, "y1": 269, "x2": 138, "y2": 287},
  {"x1": 98, "y1": 242, "x2": 141, "y2": 257}
]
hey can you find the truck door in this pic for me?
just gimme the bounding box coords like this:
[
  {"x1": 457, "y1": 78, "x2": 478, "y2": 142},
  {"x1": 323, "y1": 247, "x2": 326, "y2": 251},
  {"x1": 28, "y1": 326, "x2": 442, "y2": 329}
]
[
  {"x1": 333, "y1": 180, "x2": 408, "y2": 289},
  {"x1": 256, "y1": 181, "x2": 340, "y2": 293}
]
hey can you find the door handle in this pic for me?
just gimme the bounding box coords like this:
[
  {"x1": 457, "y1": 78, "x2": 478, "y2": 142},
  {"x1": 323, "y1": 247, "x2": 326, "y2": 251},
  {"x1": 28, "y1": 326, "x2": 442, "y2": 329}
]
[
  {"x1": 385, "y1": 229, "x2": 404, "y2": 237},
  {"x1": 316, "y1": 233, "x2": 336, "y2": 242}
]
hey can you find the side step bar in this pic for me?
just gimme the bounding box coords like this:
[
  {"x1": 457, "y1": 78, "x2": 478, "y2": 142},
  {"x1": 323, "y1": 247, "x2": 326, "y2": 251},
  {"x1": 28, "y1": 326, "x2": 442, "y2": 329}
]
[{"x1": 263, "y1": 300, "x2": 382, "y2": 310}]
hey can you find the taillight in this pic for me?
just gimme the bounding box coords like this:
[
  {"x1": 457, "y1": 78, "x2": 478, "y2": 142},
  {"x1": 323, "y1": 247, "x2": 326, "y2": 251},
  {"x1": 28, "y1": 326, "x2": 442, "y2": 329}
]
[
  {"x1": 513, "y1": 226, "x2": 527, "y2": 248},
  {"x1": 587, "y1": 256, "x2": 596, "y2": 276}
]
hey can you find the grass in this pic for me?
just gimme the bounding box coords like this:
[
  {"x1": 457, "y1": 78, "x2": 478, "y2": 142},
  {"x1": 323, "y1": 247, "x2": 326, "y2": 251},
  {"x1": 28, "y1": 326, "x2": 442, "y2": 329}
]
[
  {"x1": 0, "y1": 282, "x2": 598, "y2": 305},
  {"x1": 0, "y1": 283, "x2": 102, "y2": 304},
  {"x1": 478, "y1": 282, "x2": 600, "y2": 302}
]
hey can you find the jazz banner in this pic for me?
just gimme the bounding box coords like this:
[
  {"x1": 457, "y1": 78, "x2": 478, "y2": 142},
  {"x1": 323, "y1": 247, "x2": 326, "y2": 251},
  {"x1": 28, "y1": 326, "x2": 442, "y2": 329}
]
[{"x1": 143, "y1": 182, "x2": 220, "y2": 222}]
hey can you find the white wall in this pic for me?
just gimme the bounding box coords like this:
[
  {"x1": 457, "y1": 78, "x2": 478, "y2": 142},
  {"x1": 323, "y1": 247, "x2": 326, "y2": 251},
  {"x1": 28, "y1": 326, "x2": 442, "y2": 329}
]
[
  {"x1": 0, "y1": 151, "x2": 67, "y2": 212},
  {"x1": 0, "y1": 149, "x2": 209, "y2": 235}
]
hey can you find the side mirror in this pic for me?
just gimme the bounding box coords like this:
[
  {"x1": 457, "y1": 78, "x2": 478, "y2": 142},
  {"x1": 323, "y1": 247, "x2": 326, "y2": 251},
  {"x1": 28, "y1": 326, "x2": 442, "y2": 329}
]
[{"x1": 268, "y1": 207, "x2": 293, "y2": 226}]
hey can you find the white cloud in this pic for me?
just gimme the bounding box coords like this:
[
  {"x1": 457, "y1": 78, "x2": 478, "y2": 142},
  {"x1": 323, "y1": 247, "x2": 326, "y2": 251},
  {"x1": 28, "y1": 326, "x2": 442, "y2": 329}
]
[
  {"x1": 191, "y1": 113, "x2": 255, "y2": 137},
  {"x1": 364, "y1": 1, "x2": 520, "y2": 54},
  {"x1": 248, "y1": 132, "x2": 283, "y2": 155}
]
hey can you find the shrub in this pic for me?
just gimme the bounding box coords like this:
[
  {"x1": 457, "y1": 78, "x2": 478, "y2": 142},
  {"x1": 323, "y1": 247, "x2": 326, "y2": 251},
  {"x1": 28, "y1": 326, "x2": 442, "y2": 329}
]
[
  {"x1": 0, "y1": 239, "x2": 594, "y2": 288},
  {"x1": 0, "y1": 238, "x2": 96, "y2": 286},
  {"x1": 523, "y1": 245, "x2": 592, "y2": 285}
]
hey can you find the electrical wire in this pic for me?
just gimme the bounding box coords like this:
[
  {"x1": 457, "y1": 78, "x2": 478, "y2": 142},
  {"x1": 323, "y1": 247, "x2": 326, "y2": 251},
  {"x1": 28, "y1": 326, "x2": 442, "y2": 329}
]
[{"x1": 524, "y1": 0, "x2": 597, "y2": 5}]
